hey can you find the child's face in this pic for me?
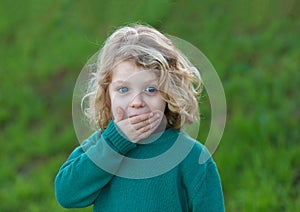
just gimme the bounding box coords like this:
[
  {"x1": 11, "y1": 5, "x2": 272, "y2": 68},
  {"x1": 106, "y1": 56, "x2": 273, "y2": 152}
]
[{"x1": 109, "y1": 60, "x2": 166, "y2": 120}]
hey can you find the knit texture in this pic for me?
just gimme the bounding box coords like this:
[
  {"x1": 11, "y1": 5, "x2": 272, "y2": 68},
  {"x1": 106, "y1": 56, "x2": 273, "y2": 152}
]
[{"x1": 55, "y1": 121, "x2": 225, "y2": 211}]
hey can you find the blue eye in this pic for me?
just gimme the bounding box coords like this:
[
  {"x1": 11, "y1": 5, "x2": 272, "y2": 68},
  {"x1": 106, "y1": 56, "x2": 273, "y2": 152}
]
[
  {"x1": 118, "y1": 87, "x2": 129, "y2": 93},
  {"x1": 145, "y1": 87, "x2": 157, "y2": 93}
]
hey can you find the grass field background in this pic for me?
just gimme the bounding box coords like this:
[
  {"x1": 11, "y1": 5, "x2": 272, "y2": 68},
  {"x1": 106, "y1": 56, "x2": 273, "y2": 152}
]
[{"x1": 1, "y1": 0, "x2": 299, "y2": 211}]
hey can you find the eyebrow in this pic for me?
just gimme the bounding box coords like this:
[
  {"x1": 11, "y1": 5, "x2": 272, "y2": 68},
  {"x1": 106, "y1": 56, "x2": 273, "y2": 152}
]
[{"x1": 111, "y1": 78, "x2": 158, "y2": 85}]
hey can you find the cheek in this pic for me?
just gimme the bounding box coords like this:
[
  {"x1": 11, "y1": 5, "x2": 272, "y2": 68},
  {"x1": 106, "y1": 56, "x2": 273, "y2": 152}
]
[
  {"x1": 159, "y1": 101, "x2": 167, "y2": 112},
  {"x1": 148, "y1": 96, "x2": 166, "y2": 112}
]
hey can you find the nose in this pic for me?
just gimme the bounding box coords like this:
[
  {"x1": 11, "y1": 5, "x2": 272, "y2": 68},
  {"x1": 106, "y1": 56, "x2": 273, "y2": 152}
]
[{"x1": 130, "y1": 93, "x2": 145, "y2": 108}]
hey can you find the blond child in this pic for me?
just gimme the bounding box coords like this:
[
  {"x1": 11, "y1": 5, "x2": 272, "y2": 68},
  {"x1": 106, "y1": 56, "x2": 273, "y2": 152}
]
[{"x1": 55, "y1": 24, "x2": 225, "y2": 211}]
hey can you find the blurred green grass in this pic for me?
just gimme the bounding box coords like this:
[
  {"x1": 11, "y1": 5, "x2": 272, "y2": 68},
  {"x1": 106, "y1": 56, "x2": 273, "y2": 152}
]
[{"x1": 1, "y1": 0, "x2": 299, "y2": 211}]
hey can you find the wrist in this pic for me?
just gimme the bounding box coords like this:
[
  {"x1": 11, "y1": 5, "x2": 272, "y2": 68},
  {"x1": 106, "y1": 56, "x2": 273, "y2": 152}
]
[{"x1": 102, "y1": 121, "x2": 136, "y2": 155}]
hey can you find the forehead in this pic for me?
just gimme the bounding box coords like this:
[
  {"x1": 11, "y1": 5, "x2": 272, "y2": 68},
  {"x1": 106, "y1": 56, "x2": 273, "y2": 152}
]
[{"x1": 111, "y1": 60, "x2": 157, "y2": 82}]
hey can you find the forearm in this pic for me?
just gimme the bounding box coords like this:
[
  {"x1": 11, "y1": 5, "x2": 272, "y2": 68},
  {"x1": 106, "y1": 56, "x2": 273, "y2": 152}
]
[
  {"x1": 55, "y1": 146, "x2": 114, "y2": 208},
  {"x1": 55, "y1": 121, "x2": 136, "y2": 208}
]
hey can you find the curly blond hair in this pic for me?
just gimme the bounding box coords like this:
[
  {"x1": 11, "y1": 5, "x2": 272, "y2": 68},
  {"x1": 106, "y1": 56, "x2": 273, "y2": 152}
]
[{"x1": 82, "y1": 24, "x2": 202, "y2": 130}]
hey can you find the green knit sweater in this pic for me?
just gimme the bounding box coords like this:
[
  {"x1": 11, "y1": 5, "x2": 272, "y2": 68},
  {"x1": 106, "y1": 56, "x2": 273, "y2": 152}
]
[{"x1": 55, "y1": 121, "x2": 225, "y2": 211}]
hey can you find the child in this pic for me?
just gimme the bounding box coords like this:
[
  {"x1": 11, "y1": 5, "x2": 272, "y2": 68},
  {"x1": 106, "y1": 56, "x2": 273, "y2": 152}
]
[{"x1": 55, "y1": 24, "x2": 225, "y2": 211}]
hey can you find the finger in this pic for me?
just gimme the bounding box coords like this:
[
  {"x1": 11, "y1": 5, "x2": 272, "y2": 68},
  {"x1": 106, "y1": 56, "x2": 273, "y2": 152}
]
[
  {"x1": 131, "y1": 116, "x2": 163, "y2": 143},
  {"x1": 129, "y1": 112, "x2": 153, "y2": 124},
  {"x1": 134, "y1": 119, "x2": 150, "y2": 131},
  {"x1": 134, "y1": 120, "x2": 160, "y2": 142},
  {"x1": 131, "y1": 113, "x2": 160, "y2": 130},
  {"x1": 138, "y1": 115, "x2": 161, "y2": 134}
]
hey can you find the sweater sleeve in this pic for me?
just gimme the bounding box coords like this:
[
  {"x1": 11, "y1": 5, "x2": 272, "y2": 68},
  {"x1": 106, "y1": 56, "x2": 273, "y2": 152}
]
[
  {"x1": 190, "y1": 160, "x2": 225, "y2": 212},
  {"x1": 54, "y1": 121, "x2": 136, "y2": 208}
]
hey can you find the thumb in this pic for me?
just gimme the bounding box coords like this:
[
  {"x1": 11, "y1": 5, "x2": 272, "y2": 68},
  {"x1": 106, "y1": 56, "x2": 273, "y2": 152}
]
[{"x1": 114, "y1": 107, "x2": 124, "y2": 123}]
